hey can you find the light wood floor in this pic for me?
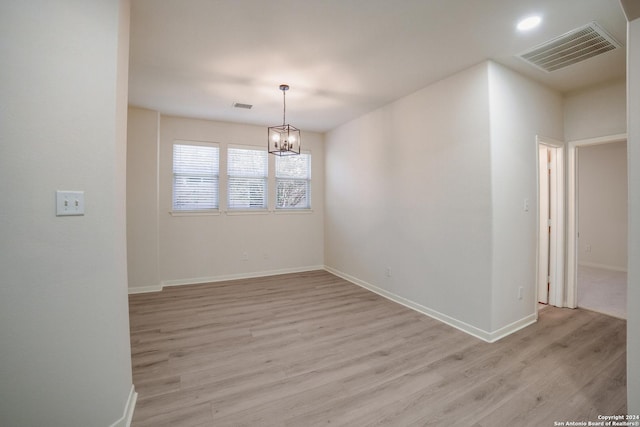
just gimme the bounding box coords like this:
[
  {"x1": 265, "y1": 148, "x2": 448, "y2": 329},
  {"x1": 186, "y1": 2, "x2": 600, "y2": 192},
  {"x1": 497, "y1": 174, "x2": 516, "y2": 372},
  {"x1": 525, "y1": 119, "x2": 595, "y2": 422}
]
[{"x1": 129, "y1": 270, "x2": 626, "y2": 427}]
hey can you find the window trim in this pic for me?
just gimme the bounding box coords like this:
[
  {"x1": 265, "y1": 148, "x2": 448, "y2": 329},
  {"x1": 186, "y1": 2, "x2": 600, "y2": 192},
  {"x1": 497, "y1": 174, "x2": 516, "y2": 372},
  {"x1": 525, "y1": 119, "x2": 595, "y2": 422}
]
[{"x1": 170, "y1": 211, "x2": 221, "y2": 217}]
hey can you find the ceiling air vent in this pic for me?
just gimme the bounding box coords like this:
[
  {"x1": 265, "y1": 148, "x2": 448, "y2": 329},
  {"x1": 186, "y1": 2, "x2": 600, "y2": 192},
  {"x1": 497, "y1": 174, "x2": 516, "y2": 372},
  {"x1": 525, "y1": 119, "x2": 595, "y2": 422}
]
[
  {"x1": 518, "y1": 22, "x2": 621, "y2": 72},
  {"x1": 233, "y1": 102, "x2": 253, "y2": 109}
]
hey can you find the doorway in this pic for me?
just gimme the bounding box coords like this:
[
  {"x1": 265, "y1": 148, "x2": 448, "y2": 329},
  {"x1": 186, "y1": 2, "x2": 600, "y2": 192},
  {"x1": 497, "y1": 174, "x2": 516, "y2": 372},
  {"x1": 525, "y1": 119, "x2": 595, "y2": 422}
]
[
  {"x1": 575, "y1": 140, "x2": 628, "y2": 318},
  {"x1": 537, "y1": 137, "x2": 564, "y2": 307},
  {"x1": 566, "y1": 133, "x2": 627, "y2": 309}
]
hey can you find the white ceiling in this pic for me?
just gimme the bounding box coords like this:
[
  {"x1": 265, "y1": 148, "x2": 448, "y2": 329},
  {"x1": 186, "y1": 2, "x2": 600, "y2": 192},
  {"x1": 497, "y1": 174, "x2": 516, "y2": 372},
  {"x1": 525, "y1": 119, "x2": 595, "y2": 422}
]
[{"x1": 129, "y1": 0, "x2": 627, "y2": 133}]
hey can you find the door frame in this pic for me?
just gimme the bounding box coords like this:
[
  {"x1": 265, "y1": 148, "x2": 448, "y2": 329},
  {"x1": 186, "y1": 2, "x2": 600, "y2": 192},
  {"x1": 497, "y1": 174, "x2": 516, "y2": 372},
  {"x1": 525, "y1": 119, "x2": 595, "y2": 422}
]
[
  {"x1": 536, "y1": 136, "x2": 565, "y2": 307},
  {"x1": 566, "y1": 133, "x2": 627, "y2": 308}
]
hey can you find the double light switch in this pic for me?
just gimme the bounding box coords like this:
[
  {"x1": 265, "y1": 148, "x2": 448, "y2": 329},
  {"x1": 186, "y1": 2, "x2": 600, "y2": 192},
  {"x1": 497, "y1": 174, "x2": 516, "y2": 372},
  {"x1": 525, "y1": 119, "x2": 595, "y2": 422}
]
[{"x1": 56, "y1": 191, "x2": 85, "y2": 216}]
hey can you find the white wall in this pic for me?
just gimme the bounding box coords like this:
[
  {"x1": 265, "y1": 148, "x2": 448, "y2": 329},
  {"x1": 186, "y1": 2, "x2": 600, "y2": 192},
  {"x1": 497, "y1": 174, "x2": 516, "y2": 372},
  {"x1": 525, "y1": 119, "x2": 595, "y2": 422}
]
[
  {"x1": 625, "y1": 12, "x2": 640, "y2": 415},
  {"x1": 564, "y1": 78, "x2": 626, "y2": 142},
  {"x1": 127, "y1": 107, "x2": 160, "y2": 289},
  {"x1": 577, "y1": 142, "x2": 628, "y2": 271},
  {"x1": 325, "y1": 63, "x2": 494, "y2": 334},
  {"x1": 487, "y1": 62, "x2": 564, "y2": 330},
  {"x1": 325, "y1": 61, "x2": 564, "y2": 339},
  {"x1": 126, "y1": 111, "x2": 325, "y2": 291},
  {"x1": 0, "y1": 1, "x2": 134, "y2": 426}
]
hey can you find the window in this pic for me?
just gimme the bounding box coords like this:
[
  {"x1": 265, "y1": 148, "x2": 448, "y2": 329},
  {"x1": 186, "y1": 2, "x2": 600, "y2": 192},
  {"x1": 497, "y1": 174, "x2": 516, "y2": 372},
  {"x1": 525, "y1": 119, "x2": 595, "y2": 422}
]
[
  {"x1": 172, "y1": 142, "x2": 220, "y2": 211},
  {"x1": 276, "y1": 153, "x2": 311, "y2": 209},
  {"x1": 228, "y1": 147, "x2": 268, "y2": 210}
]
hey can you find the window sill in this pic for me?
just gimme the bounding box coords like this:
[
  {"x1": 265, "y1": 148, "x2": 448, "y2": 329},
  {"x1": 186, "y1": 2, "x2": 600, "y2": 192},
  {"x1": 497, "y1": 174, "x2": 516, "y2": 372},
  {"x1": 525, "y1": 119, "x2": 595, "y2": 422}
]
[
  {"x1": 225, "y1": 209, "x2": 270, "y2": 216},
  {"x1": 168, "y1": 209, "x2": 313, "y2": 216},
  {"x1": 170, "y1": 210, "x2": 221, "y2": 217},
  {"x1": 274, "y1": 209, "x2": 314, "y2": 214}
]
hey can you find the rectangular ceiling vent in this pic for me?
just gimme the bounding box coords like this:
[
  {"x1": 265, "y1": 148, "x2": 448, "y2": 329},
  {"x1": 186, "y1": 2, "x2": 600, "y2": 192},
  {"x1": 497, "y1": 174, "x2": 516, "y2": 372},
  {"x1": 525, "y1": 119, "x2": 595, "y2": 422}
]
[
  {"x1": 233, "y1": 102, "x2": 253, "y2": 109},
  {"x1": 518, "y1": 22, "x2": 621, "y2": 72}
]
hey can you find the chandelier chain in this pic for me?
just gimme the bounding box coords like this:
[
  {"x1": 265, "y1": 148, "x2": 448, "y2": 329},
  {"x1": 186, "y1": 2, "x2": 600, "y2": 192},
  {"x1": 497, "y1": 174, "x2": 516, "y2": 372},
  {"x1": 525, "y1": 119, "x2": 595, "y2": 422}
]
[{"x1": 282, "y1": 88, "x2": 286, "y2": 126}]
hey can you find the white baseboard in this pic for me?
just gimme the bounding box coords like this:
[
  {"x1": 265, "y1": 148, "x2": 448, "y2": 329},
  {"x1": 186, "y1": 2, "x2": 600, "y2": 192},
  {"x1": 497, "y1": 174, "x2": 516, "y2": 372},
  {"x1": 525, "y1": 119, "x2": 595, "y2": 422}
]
[
  {"x1": 128, "y1": 284, "x2": 163, "y2": 294},
  {"x1": 128, "y1": 265, "x2": 325, "y2": 294},
  {"x1": 128, "y1": 265, "x2": 535, "y2": 343},
  {"x1": 109, "y1": 385, "x2": 137, "y2": 427},
  {"x1": 487, "y1": 312, "x2": 538, "y2": 342},
  {"x1": 578, "y1": 261, "x2": 627, "y2": 273},
  {"x1": 324, "y1": 265, "x2": 536, "y2": 343}
]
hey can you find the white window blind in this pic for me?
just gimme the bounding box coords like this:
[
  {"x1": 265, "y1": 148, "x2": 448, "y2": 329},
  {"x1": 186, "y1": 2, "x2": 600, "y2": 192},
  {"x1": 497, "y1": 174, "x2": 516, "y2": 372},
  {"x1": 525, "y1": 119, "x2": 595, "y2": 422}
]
[
  {"x1": 172, "y1": 143, "x2": 219, "y2": 211},
  {"x1": 228, "y1": 147, "x2": 268, "y2": 209},
  {"x1": 276, "y1": 153, "x2": 311, "y2": 209}
]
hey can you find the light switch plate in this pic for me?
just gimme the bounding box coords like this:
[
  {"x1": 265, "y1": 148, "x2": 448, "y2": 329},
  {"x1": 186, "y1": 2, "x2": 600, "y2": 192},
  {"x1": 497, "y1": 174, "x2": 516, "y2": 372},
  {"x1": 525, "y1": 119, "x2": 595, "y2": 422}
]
[{"x1": 56, "y1": 191, "x2": 85, "y2": 216}]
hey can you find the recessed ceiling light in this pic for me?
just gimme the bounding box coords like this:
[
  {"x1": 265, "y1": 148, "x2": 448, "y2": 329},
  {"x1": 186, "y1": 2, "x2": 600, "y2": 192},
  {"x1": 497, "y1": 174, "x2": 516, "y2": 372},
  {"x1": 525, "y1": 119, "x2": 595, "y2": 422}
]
[{"x1": 517, "y1": 15, "x2": 542, "y2": 31}]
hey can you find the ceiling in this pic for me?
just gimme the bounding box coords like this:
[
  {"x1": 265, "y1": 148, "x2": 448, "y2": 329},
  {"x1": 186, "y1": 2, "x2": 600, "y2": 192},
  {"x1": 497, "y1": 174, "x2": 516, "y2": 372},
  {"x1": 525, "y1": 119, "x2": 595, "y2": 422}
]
[{"x1": 129, "y1": 0, "x2": 627, "y2": 133}]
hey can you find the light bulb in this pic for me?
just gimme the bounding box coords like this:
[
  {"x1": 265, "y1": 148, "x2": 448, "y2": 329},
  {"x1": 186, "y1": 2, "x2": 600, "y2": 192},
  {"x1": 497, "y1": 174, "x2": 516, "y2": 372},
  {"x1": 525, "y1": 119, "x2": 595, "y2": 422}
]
[{"x1": 517, "y1": 16, "x2": 541, "y2": 31}]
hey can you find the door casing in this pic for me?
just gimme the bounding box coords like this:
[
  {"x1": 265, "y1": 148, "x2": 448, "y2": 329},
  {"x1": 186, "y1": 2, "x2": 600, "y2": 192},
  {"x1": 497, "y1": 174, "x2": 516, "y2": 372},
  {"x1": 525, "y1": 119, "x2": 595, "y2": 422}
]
[{"x1": 536, "y1": 136, "x2": 564, "y2": 308}]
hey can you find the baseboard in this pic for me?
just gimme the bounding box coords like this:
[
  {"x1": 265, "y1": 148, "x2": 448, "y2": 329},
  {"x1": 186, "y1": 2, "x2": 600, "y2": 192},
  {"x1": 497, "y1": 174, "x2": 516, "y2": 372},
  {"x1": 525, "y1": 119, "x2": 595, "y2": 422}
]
[
  {"x1": 487, "y1": 312, "x2": 538, "y2": 342},
  {"x1": 109, "y1": 385, "x2": 137, "y2": 427},
  {"x1": 324, "y1": 266, "x2": 496, "y2": 342},
  {"x1": 578, "y1": 261, "x2": 627, "y2": 273},
  {"x1": 128, "y1": 265, "x2": 535, "y2": 343},
  {"x1": 128, "y1": 265, "x2": 325, "y2": 294},
  {"x1": 324, "y1": 265, "x2": 536, "y2": 343},
  {"x1": 128, "y1": 284, "x2": 163, "y2": 294}
]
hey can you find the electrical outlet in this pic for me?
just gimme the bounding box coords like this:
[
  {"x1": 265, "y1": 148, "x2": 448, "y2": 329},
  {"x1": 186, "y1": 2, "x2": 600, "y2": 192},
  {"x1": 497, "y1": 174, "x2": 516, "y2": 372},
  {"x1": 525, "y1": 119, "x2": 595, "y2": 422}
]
[
  {"x1": 385, "y1": 267, "x2": 392, "y2": 278},
  {"x1": 518, "y1": 287, "x2": 523, "y2": 300},
  {"x1": 585, "y1": 244, "x2": 591, "y2": 253},
  {"x1": 242, "y1": 252, "x2": 249, "y2": 261}
]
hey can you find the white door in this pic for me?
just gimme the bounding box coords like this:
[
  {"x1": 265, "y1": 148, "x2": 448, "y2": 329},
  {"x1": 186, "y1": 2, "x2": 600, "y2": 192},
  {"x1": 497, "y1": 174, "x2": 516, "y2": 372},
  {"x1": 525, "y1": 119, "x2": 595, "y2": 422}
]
[
  {"x1": 538, "y1": 141, "x2": 564, "y2": 306},
  {"x1": 538, "y1": 146, "x2": 550, "y2": 304}
]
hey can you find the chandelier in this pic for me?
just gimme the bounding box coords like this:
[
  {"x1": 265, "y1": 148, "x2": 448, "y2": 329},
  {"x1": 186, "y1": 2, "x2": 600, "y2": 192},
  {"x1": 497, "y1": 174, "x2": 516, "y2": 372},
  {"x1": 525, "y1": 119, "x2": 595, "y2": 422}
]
[{"x1": 268, "y1": 84, "x2": 301, "y2": 156}]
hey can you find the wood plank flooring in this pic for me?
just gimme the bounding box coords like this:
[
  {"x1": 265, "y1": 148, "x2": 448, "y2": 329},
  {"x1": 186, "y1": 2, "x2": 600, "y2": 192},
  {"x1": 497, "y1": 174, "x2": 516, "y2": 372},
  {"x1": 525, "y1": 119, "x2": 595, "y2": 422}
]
[{"x1": 128, "y1": 270, "x2": 626, "y2": 427}]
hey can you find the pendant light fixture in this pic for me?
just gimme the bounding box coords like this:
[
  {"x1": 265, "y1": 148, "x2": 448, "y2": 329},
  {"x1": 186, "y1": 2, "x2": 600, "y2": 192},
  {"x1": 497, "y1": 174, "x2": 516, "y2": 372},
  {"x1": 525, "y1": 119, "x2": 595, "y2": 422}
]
[{"x1": 268, "y1": 84, "x2": 301, "y2": 156}]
